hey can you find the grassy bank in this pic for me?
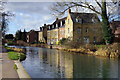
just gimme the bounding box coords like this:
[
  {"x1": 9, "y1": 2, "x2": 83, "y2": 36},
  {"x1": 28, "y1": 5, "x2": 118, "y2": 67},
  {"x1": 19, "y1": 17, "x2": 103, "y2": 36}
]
[{"x1": 8, "y1": 51, "x2": 26, "y2": 60}]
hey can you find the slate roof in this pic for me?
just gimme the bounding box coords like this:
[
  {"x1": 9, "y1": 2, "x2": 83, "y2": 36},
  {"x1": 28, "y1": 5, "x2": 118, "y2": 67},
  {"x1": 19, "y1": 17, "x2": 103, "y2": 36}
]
[{"x1": 70, "y1": 12, "x2": 100, "y2": 23}]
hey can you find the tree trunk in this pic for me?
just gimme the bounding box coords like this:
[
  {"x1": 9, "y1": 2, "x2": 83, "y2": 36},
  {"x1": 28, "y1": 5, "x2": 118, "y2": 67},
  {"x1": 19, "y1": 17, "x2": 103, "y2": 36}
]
[{"x1": 101, "y1": 2, "x2": 114, "y2": 45}]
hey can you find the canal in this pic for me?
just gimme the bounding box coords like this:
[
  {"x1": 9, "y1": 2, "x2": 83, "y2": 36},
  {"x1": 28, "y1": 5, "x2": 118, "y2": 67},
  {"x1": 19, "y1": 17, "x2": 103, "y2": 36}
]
[{"x1": 18, "y1": 46, "x2": 119, "y2": 78}]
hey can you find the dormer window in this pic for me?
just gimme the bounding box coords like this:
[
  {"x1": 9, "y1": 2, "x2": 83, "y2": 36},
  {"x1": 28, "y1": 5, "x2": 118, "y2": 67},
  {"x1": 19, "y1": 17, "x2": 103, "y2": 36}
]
[
  {"x1": 61, "y1": 21, "x2": 62, "y2": 26},
  {"x1": 76, "y1": 18, "x2": 82, "y2": 23},
  {"x1": 56, "y1": 24, "x2": 58, "y2": 27},
  {"x1": 52, "y1": 25, "x2": 54, "y2": 28},
  {"x1": 92, "y1": 18, "x2": 98, "y2": 23},
  {"x1": 49, "y1": 26, "x2": 50, "y2": 29}
]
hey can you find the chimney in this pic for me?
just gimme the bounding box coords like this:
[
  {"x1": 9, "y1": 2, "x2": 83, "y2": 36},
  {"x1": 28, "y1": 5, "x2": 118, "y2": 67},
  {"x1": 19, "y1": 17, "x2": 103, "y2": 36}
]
[
  {"x1": 56, "y1": 17, "x2": 58, "y2": 21},
  {"x1": 40, "y1": 27, "x2": 42, "y2": 31},
  {"x1": 44, "y1": 24, "x2": 46, "y2": 27},
  {"x1": 68, "y1": 8, "x2": 71, "y2": 13}
]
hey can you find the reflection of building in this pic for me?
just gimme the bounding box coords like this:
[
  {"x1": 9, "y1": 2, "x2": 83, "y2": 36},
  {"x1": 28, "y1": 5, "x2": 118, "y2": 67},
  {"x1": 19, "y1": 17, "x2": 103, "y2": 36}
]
[
  {"x1": 27, "y1": 30, "x2": 38, "y2": 43},
  {"x1": 65, "y1": 9, "x2": 103, "y2": 44},
  {"x1": 64, "y1": 53, "x2": 73, "y2": 78}
]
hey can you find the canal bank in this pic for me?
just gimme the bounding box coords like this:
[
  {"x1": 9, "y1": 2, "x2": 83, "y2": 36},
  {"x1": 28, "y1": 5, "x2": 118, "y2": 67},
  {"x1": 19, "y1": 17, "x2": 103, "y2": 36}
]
[
  {"x1": 14, "y1": 60, "x2": 31, "y2": 79},
  {"x1": 2, "y1": 47, "x2": 31, "y2": 79},
  {"x1": 43, "y1": 43, "x2": 120, "y2": 58}
]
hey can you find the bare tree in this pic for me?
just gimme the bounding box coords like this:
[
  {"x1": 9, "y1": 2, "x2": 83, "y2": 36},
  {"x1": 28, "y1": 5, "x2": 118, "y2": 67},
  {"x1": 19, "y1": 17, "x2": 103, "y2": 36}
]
[
  {"x1": 51, "y1": 0, "x2": 119, "y2": 45},
  {"x1": 0, "y1": 1, "x2": 14, "y2": 38}
]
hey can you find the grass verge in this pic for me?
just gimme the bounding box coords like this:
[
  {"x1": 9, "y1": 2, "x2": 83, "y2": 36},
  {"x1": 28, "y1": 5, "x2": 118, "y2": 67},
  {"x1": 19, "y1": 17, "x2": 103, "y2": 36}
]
[{"x1": 8, "y1": 51, "x2": 26, "y2": 60}]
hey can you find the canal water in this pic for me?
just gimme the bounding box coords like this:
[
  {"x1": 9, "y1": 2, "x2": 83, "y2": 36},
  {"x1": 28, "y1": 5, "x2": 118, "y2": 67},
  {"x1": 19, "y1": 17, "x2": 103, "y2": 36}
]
[{"x1": 19, "y1": 46, "x2": 119, "y2": 78}]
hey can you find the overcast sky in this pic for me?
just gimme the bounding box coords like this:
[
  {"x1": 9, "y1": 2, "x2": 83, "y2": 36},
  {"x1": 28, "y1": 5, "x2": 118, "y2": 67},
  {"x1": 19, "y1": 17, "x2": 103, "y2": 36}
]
[{"x1": 5, "y1": 2, "x2": 58, "y2": 34}]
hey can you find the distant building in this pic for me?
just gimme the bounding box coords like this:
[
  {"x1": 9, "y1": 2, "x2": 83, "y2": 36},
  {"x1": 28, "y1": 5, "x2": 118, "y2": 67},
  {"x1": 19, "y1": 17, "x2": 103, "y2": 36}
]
[
  {"x1": 47, "y1": 25, "x2": 52, "y2": 45},
  {"x1": 47, "y1": 17, "x2": 67, "y2": 45},
  {"x1": 27, "y1": 30, "x2": 38, "y2": 43},
  {"x1": 38, "y1": 24, "x2": 48, "y2": 43},
  {"x1": 110, "y1": 20, "x2": 120, "y2": 42},
  {"x1": 65, "y1": 9, "x2": 103, "y2": 44},
  {"x1": 58, "y1": 17, "x2": 66, "y2": 40}
]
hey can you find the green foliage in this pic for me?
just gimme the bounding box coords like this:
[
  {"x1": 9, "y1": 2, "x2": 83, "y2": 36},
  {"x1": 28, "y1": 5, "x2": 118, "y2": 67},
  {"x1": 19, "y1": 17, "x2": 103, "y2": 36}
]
[
  {"x1": 21, "y1": 29, "x2": 27, "y2": 42},
  {"x1": 96, "y1": 45, "x2": 106, "y2": 48},
  {"x1": 14, "y1": 64, "x2": 18, "y2": 71},
  {"x1": 59, "y1": 38, "x2": 67, "y2": 45},
  {"x1": 15, "y1": 29, "x2": 27, "y2": 42},
  {"x1": 101, "y1": 2, "x2": 114, "y2": 44},
  {"x1": 7, "y1": 40, "x2": 15, "y2": 45},
  {"x1": 5, "y1": 34, "x2": 14, "y2": 39}
]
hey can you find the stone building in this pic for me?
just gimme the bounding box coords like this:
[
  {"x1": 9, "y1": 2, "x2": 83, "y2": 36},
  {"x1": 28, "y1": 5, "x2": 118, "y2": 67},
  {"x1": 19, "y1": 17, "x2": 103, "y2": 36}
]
[
  {"x1": 27, "y1": 30, "x2": 38, "y2": 43},
  {"x1": 65, "y1": 9, "x2": 103, "y2": 44},
  {"x1": 38, "y1": 24, "x2": 48, "y2": 43}
]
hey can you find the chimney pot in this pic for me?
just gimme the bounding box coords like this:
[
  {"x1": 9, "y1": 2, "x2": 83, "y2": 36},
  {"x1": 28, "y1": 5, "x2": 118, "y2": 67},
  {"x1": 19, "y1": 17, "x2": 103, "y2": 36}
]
[{"x1": 68, "y1": 8, "x2": 71, "y2": 13}]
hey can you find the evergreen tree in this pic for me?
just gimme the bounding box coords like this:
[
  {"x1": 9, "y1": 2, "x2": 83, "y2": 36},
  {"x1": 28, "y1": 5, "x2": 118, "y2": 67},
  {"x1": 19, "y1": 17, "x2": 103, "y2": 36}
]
[{"x1": 21, "y1": 29, "x2": 27, "y2": 42}]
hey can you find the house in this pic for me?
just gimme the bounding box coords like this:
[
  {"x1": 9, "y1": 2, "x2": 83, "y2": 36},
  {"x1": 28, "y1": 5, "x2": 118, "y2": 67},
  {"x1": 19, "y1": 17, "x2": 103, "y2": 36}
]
[
  {"x1": 47, "y1": 17, "x2": 67, "y2": 45},
  {"x1": 47, "y1": 25, "x2": 52, "y2": 45},
  {"x1": 27, "y1": 30, "x2": 38, "y2": 43},
  {"x1": 50, "y1": 19, "x2": 59, "y2": 44},
  {"x1": 38, "y1": 24, "x2": 48, "y2": 43},
  {"x1": 58, "y1": 17, "x2": 67, "y2": 40},
  {"x1": 110, "y1": 20, "x2": 120, "y2": 42},
  {"x1": 39, "y1": 27, "x2": 44, "y2": 43},
  {"x1": 65, "y1": 9, "x2": 103, "y2": 44}
]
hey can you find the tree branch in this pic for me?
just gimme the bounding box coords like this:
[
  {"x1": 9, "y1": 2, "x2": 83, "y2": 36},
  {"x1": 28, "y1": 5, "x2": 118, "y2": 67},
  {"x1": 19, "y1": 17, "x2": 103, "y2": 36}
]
[
  {"x1": 71, "y1": 2, "x2": 101, "y2": 15},
  {"x1": 95, "y1": 0, "x2": 102, "y2": 9}
]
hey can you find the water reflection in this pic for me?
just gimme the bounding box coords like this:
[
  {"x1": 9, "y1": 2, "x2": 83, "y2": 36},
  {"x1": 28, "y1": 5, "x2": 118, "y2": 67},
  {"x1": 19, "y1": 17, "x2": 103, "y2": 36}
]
[{"x1": 21, "y1": 47, "x2": 118, "y2": 78}]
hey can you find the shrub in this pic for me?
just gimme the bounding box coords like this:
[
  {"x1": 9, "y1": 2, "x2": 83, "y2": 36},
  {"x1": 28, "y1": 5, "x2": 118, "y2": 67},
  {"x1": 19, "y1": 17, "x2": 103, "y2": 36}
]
[
  {"x1": 7, "y1": 41, "x2": 15, "y2": 45},
  {"x1": 59, "y1": 38, "x2": 67, "y2": 45}
]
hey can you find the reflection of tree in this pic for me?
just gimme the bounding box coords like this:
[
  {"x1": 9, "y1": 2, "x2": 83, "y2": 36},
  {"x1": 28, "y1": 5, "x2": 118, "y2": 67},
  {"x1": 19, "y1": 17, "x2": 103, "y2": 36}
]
[{"x1": 73, "y1": 55, "x2": 101, "y2": 78}]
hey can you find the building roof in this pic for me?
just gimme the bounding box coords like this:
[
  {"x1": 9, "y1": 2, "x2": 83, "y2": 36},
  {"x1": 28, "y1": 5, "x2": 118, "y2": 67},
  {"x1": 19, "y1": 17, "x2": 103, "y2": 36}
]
[
  {"x1": 27, "y1": 30, "x2": 39, "y2": 35},
  {"x1": 70, "y1": 12, "x2": 100, "y2": 23}
]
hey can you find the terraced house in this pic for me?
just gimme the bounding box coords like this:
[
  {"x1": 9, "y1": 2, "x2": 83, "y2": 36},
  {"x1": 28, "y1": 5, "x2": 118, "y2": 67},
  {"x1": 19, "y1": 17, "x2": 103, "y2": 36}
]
[
  {"x1": 47, "y1": 18, "x2": 66, "y2": 45},
  {"x1": 65, "y1": 9, "x2": 103, "y2": 44},
  {"x1": 38, "y1": 24, "x2": 48, "y2": 43},
  {"x1": 47, "y1": 25, "x2": 52, "y2": 45}
]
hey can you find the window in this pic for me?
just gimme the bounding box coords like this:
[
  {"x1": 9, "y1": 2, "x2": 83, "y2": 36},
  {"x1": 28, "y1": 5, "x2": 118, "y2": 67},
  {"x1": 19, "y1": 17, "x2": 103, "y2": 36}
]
[
  {"x1": 61, "y1": 21, "x2": 62, "y2": 26},
  {"x1": 93, "y1": 37, "x2": 97, "y2": 43},
  {"x1": 84, "y1": 37, "x2": 89, "y2": 44},
  {"x1": 52, "y1": 25, "x2": 54, "y2": 28},
  {"x1": 60, "y1": 30, "x2": 61, "y2": 34},
  {"x1": 52, "y1": 32, "x2": 54, "y2": 36},
  {"x1": 85, "y1": 28, "x2": 88, "y2": 33},
  {"x1": 77, "y1": 28, "x2": 81, "y2": 33},
  {"x1": 68, "y1": 28, "x2": 70, "y2": 33},
  {"x1": 49, "y1": 26, "x2": 50, "y2": 29},
  {"x1": 92, "y1": 18, "x2": 98, "y2": 23},
  {"x1": 56, "y1": 24, "x2": 58, "y2": 27},
  {"x1": 93, "y1": 28, "x2": 97, "y2": 33},
  {"x1": 68, "y1": 19, "x2": 69, "y2": 24},
  {"x1": 77, "y1": 37, "x2": 81, "y2": 43},
  {"x1": 62, "y1": 30, "x2": 64, "y2": 35},
  {"x1": 76, "y1": 18, "x2": 82, "y2": 23}
]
